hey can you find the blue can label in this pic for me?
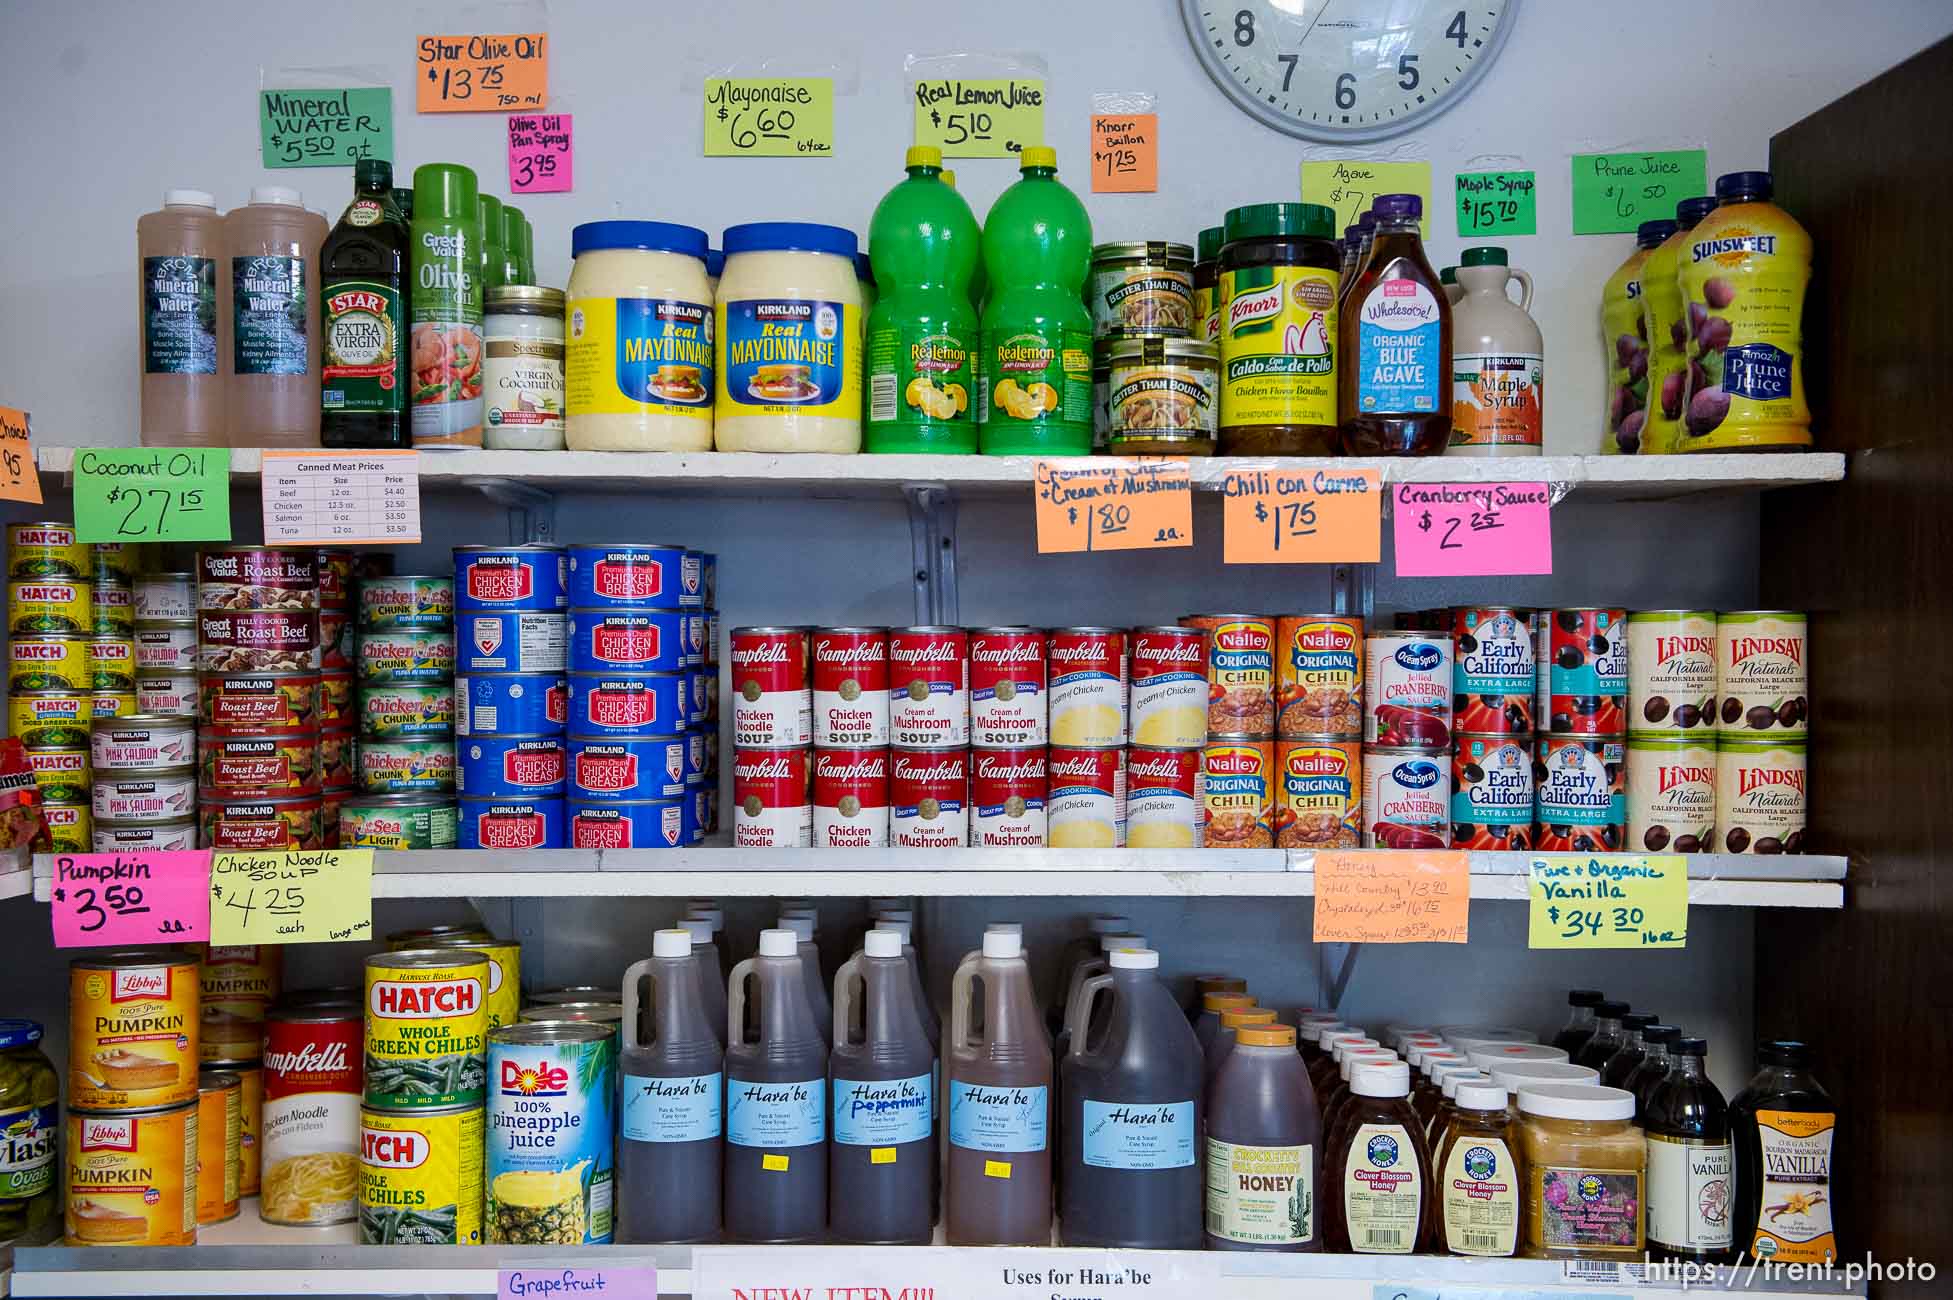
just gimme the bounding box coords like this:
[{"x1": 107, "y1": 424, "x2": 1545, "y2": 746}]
[
  {"x1": 1081, "y1": 1099, "x2": 1195, "y2": 1170},
  {"x1": 461, "y1": 612, "x2": 567, "y2": 674},
  {"x1": 832, "y1": 1072, "x2": 933, "y2": 1147},
  {"x1": 622, "y1": 1071, "x2": 721, "y2": 1144},
  {"x1": 566, "y1": 798, "x2": 688, "y2": 849},
  {"x1": 459, "y1": 735, "x2": 566, "y2": 798},
  {"x1": 682, "y1": 613, "x2": 708, "y2": 667},
  {"x1": 726, "y1": 1076, "x2": 825, "y2": 1149},
  {"x1": 457, "y1": 674, "x2": 568, "y2": 737},
  {"x1": 568, "y1": 735, "x2": 691, "y2": 800},
  {"x1": 460, "y1": 796, "x2": 565, "y2": 849},
  {"x1": 687, "y1": 668, "x2": 714, "y2": 723},
  {"x1": 948, "y1": 1080, "x2": 1047, "y2": 1154},
  {"x1": 677, "y1": 552, "x2": 704, "y2": 609},
  {"x1": 567, "y1": 610, "x2": 688, "y2": 674},
  {"x1": 683, "y1": 730, "x2": 707, "y2": 787},
  {"x1": 567, "y1": 672, "x2": 688, "y2": 736},
  {"x1": 487, "y1": 1033, "x2": 616, "y2": 1243},
  {"x1": 1536, "y1": 738, "x2": 1625, "y2": 829},
  {"x1": 566, "y1": 545, "x2": 689, "y2": 610},
  {"x1": 456, "y1": 547, "x2": 568, "y2": 612}
]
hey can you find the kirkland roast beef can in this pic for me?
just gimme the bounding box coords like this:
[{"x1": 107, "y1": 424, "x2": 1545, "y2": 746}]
[
  {"x1": 567, "y1": 610, "x2": 689, "y2": 674},
  {"x1": 459, "y1": 611, "x2": 567, "y2": 674},
  {"x1": 567, "y1": 672, "x2": 689, "y2": 738},
  {"x1": 459, "y1": 796, "x2": 566, "y2": 849},
  {"x1": 567, "y1": 734, "x2": 693, "y2": 801},
  {"x1": 566, "y1": 797, "x2": 690, "y2": 849},
  {"x1": 458, "y1": 735, "x2": 567, "y2": 798},
  {"x1": 457, "y1": 674, "x2": 567, "y2": 736},
  {"x1": 565, "y1": 544, "x2": 690, "y2": 610},
  {"x1": 454, "y1": 546, "x2": 567, "y2": 612}
]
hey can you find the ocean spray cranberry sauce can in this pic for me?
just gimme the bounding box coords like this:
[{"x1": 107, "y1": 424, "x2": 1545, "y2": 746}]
[
  {"x1": 731, "y1": 745, "x2": 812, "y2": 848},
  {"x1": 813, "y1": 747, "x2": 890, "y2": 848},
  {"x1": 730, "y1": 627, "x2": 812, "y2": 747},
  {"x1": 889, "y1": 746, "x2": 968, "y2": 848},
  {"x1": 969, "y1": 628, "x2": 1048, "y2": 747},
  {"x1": 888, "y1": 627, "x2": 969, "y2": 749},
  {"x1": 1364, "y1": 632, "x2": 1454, "y2": 750},
  {"x1": 1361, "y1": 746, "x2": 1451, "y2": 850},
  {"x1": 971, "y1": 746, "x2": 1048, "y2": 847},
  {"x1": 811, "y1": 627, "x2": 890, "y2": 747},
  {"x1": 1048, "y1": 627, "x2": 1129, "y2": 747}
]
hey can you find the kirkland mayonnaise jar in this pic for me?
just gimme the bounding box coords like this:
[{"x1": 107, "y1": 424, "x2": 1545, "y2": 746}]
[
  {"x1": 565, "y1": 221, "x2": 714, "y2": 452},
  {"x1": 714, "y1": 222, "x2": 863, "y2": 453}
]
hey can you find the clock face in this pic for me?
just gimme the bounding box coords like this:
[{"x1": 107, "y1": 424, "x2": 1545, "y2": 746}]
[{"x1": 1181, "y1": 1, "x2": 1520, "y2": 143}]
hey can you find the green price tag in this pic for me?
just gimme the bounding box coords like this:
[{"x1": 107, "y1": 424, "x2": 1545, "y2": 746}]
[
  {"x1": 703, "y1": 78, "x2": 834, "y2": 157},
  {"x1": 913, "y1": 79, "x2": 1045, "y2": 158},
  {"x1": 74, "y1": 448, "x2": 231, "y2": 544},
  {"x1": 259, "y1": 88, "x2": 392, "y2": 169},
  {"x1": 1570, "y1": 149, "x2": 1708, "y2": 234},
  {"x1": 1456, "y1": 170, "x2": 1538, "y2": 237}
]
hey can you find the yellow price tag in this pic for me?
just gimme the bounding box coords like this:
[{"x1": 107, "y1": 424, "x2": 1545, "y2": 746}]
[
  {"x1": 913, "y1": 79, "x2": 1044, "y2": 158},
  {"x1": 870, "y1": 1147, "x2": 897, "y2": 1165},
  {"x1": 208, "y1": 849, "x2": 372, "y2": 945},
  {"x1": 983, "y1": 1159, "x2": 1012, "y2": 1179},
  {"x1": 761, "y1": 1153, "x2": 790, "y2": 1171},
  {"x1": 703, "y1": 78, "x2": 834, "y2": 157},
  {"x1": 1301, "y1": 160, "x2": 1433, "y2": 237},
  {"x1": 1528, "y1": 854, "x2": 1688, "y2": 949}
]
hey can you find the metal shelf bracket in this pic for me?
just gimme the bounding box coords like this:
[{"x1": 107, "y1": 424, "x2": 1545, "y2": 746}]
[
  {"x1": 462, "y1": 476, "x2": 557, "y2": 544},
  {"x1": 904, "y1": 482, "x2": 958, "y2": 625}
]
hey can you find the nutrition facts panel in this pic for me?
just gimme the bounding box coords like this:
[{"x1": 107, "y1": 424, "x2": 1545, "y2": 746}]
[{"x1": 260, "y1": 449, "x2": 423, "y2": 545}]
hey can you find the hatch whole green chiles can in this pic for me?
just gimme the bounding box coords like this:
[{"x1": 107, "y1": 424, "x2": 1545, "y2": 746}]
[
  {"x1": 485, "y1": 1021, "x2": 615, "y2": 1244},
  {"x1": 410, "y1": 163, "x2": 485, "y2": 449},
  {"x1": 363, "y1": 949, "x2": 488, "y2": 1108}
]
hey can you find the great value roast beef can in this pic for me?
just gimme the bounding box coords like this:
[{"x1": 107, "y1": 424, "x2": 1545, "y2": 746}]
[
  {"x1": 888, "y1": 626, "x2": 969, "y2": 749},
  {"x1": 199, "y1": 608, "x2": 321, "y2": 674},
  {"x1": 1537, "y1": 608, "x2": 1629, "y2": 736},
  {"x1": 971, "y1": 745, "x2": 1047, "y2": 847},
  {"x1": 1048, "y1": 627, "x2": 1129, "y2": 747},
  {"x1": 567, "y1": 610, "x2": 689, "y2": 673},
  {"x1": 970, "y1": 628, "x2": 1047, "y2": 748},
  {"x1": 568, "y1": 734, "x2": 692, "y2": 801},
  {"x1": 458, "y1": 735, "x2": 567, "y2": 798},
  {"x1": 1452, "y1": 607, "x2": 1534, "y2": 735},
  {"x1": 455, "y1": 545, "x2": 567, "y2": 612},
  {"x1": 1628, "y1": 610, "x2": 1715, "y2": 733},
  {"x1": 457, "y1": 674, "x2": 567, "y2": 736},
  {"x1": 732, "y1": 746, "x2": 812, "y2": 848},
  {"x1": 891, "y1": 746, "x2": 968, "y2": 849},
  {"x1": 1047, "y1": 744, "x2": 1126, "y2": 848},
  {"x1": 1533, "y1": 734, "x2": 1626, "y2": 852},
  {"x1": 198, "y1": 547, "x2": 318, "y2": 610},
  {"x1": 566, "y1": 797, "x2": 691, "y2": 848},
  {"x1": 813, "y1": 747, "x2": 889, "y2": 848},
  {"x1": 1451, "y1": 733, "x2": 1534, "y2": 851},
  {"x1": 567, "y1": 671, "x2": 689, "y2": 737},
  {"x1": 1364, "y1": 632, "x2": 1453, "y2": 750},
  {"x1": 459, "y1": 611, "x2": 566, "y2": 674},
  {"x1": 565, "y1": 543, "x2": 690, "y2": 610},
  {"x1": 730, "y1": 627, "x2": 812, "y2": 747},
  {"x1": 459, "y1": 796, "x2": 565, "y2": 850},
  {"x1": 1123, "y1": 744, "x2": 1203, "y2": 849},
  {"x1": 1361, "y1": 746, "x2": 1451, "y2": 850}
]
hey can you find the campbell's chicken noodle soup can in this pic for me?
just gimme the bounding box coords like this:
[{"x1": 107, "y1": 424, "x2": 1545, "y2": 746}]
[
  {"x1": 1628, "y1": 733, "x2": 1715, "y2": 854},
  {"x1": 1200, "y1": 739, "x2": 1273, "y2": 849},
  {"x1": 1361, "y1": 746, "x2": 1451, "y2": 850},
  {"x1": 1273, "y1": 738, "x2": 1361, "y2": 849},
  {"x1": 65, "y1": 1102, "x2": 199, "y2": 1247},
  {"x1": 1538, "y1": 608, "x2": 1629, "y2": 736},
  {"x1": 1276, "y1": 615, "x2": 1363, "y2": 739},
  {"x1": 812, "y1": 627, "x2": 890, "y2": 746},
  {"x1": 1048, "y1": 627, "x2": 1129, "y2": 747},
  {"x1": 971, "y1": 745, "x2": 1047, "y2": 847},
  {"x1": 1716, "y1": 737, "x2": 1806, "y2": 855},
  {"x1": 1533, "y1": 735, "x2": 1627, "y2": 852},
  {"x1": 1181, "y1": 614, "x2": 1272, "y2": 739},
  {"x1": 732, "y1": 745, "x2": 813, "y2": 848},
  {"x1": 1364, "y1": 632, "x2": 1453, "y2": 749},
  {"x1": 969, "y1": 627, "x2": 1048, "y2": 747},
  {"x1": 730, "y1": 626, "x2": 812, "y2": 747},
  {"x1": 1129, "y1": 625, "x2": 1207, "y2": 749},
  {"x1": 890, "y1": 746, "x2": 969, "y2": 848},
  {"x1": 1047, "y1": 745, "x2": 1126, "y2": 847},
  {"x1": 813, "y1": 746, "x2": 890, "y2": 848},
  {"x1": 454, "y1": 545, "x2": 568, "y2": 612},
  {"x1": 260, "y1": 1005, "x2": 362, "y2": 1225},
  {"x1": 1628, "y1": 611, "x2": 1716, "y2": 733},
  {"x1": 69, "y1": 948, "x2": 201, "y2": 1110},
  {"x1": 888, "y1": 626, "x2": 969, "y2": 749},
  {"x1": 1452, "y1": 607, "x2": 1535, "y2": 735},
  {"x1": 1451, "y1": 734, "x2": 1535, "y2": 851},
  {"x1": 1716, "y1": 611, "x2": 1808, "y2": 736},
  {"x1": 1124, "y1": 744, "x2": 1203, "y2": 849}
]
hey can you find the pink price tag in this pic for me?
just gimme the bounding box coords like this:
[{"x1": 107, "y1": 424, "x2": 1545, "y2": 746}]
[
  {"x1": 508, "y1": 112, "x2": 572, "y2": 193},
  {"x1": 49, "y1": 851, "x2": 211, "y2": 948},
  {"x1": 1392, "y1": 481, "x2": 1553, "y2": 577},
  {"x1": 499, "y1": 1267, "x2": 657, "y2": 1300}
]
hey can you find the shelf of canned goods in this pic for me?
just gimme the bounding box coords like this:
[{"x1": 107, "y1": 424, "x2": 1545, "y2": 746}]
[{"x1": 34, "y1": 446, "x2": 1847, "y2": 502}]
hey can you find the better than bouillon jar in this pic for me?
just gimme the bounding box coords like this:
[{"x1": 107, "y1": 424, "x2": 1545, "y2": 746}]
[{"x1": 1218, "y1": 202, "x2": 1341, "y2": 455}]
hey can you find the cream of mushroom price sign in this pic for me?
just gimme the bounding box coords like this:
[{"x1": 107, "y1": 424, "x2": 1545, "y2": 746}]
[{"x1": 261, "y1": 450, "x2": 421, "y2": 544}]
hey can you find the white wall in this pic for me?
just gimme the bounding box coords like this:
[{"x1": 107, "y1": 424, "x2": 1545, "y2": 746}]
[{"x1": 2, "y1": 0, "x2": 1949, "y2": 449}]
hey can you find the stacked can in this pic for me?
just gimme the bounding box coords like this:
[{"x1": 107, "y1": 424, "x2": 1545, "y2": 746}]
[
  {"x1": 1360, "y1": 626, "x2": 1453, "y2": 849},
  {"x1": 1047, "y1": 627, "x2": 1130, "y2": 847},
  {"x1": 1450, "y1": 607, "x2": 1536, "y2": 851},
  {"x1": 314, "y1": 552, "x2": 356, "y2": 846},
  {"x1": 196, "y1": 548, "x2": 324, "y2": 849},
  {"x1": 197, "y1": 944, "x2": 278, "y2": 1203},
  {"x1": 968, "y1": 627, "x2": 1048, "y2": 847},
  {"x1": 350, "y1": 572, "x2": 460, "y2": 849},
  {"x1": 1183, "y1": 614, "x2": 1271, "y2": 849},
  {"x1": 731, "y1": 625, "x2": 813, "y2": 848},
  {"x1": 1626, "y1": 610, "x2": 1716, "y2": 855},
  {"x1": 562, "y1": 544, "x2": 699, "y2": 849},
  {"x1": 1271, "y1": 615, "x2": 1361, "y2": 852},
  {"x1": 1533, "y1": 608, "x2": 1628, "y2": 852},
  {"x1": 7, "y1": 522, "x2": 110, "y2": 852},
  {"x1": 810, "y1": 626, "x2": 891, "y2": 848},
  {"x1": 1711, "y1": 611, "x2": 1808, "y2": 855},
  {"x1": 456, "y1": 546, "x2": 567, "y2": 849},
  {"x1": 1125, "y1": 625, "x2": 1207, "y2": 848}
]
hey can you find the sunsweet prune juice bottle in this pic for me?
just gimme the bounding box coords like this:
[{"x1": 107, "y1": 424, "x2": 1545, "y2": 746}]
[
  {"x1": 1645, "y1": 1036, "x2": 1734, "y2": 1265},
  {"x1": 321, "y1": 159, "x2": 410, "y2": 448},
  {"x1": 1638, "y1": 197, "x2": 1717, "y2": 454},
  {"x1": 1338, "y1": 192, "x2": 1450, "y2": 455},
  {"x1": 1729, "y1": 1040, "x2": 1836, "y2": 1266},
  {"x1": 617, "y1": 929, "x2": 724, "y2": 1244},
  {"x1": 723, "y1": 929, "x2": 830, "y2": 1243}
]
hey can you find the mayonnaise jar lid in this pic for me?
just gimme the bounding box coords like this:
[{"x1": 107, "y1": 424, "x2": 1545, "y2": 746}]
[
  {"x1": 724, "y1": 222, "x2": 858, "y2": 260},
  {"x1": 573, "y1": 220, "x2": 709, "y2": 260}
]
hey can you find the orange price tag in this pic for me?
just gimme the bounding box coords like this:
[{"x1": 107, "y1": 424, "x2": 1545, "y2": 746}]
[
  {"x1": 1312, "y1": 849, "x2": 1469, "y2": 944},
  {"x1": 0, "y1": 407, "x2": 42, "y2": 504},
  {"x1": 1221, "y1": 466, "x2": 1379, "y2": 564},
  {"x1": 1090, "y1": 113, "x2": 1157, "y2": 193},
  {"x1": 1034, "y1": 458, "x2": 1192, "y2": 553},
  {"x1": 416, "y1": 33, "x2": 547, "y2": 113}
]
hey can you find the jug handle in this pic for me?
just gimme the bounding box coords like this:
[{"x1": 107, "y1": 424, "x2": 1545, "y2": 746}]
[
  {"x1": 620, "y1": 957, "x2": 655, "y2": 1053},
  {"x1": 832, "y1": 954, "x2": 863, "y2": 1047},
  {"x1": 1065, "y1": 972, "x2": 1115, "y2": 1058},
  {"x1": 1510, "y1": 268, "x2": 1533, "y2": 312},
  {"x1": 949, "y1": 953, "x2": 980, "y2": 1052},
  {"x1": 1062, "y1": 958, "x2": 1107, "y2": 1046},
  {"x1": 725, "y1": 956, "x2": 757, "y2": 1050}
]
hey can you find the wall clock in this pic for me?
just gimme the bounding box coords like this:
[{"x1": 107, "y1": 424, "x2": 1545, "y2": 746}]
[{"x1": 1180, "y1": 1, "x2": 1520, "y2": 144}]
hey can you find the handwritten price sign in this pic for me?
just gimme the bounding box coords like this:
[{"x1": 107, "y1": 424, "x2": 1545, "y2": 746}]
[
  {"x1": 0, "y1": 406, "x2": 41, "y2": 504},
  {"x1": 1392, "y1": 481, "x2": 1551, "y2": 577},
  {"x1": 1456, "y1": 169, "x2": 1538, "y2": 237},
  {"x1": 1090, "y1": 114, "x2": 1156, "y2": 193},
  {"x1": 73, "y1": 447, "x2": 230, "y2": 544},
  {"x1": 209, "y1": 849, "x2": 373, "y2": 945},
  {"x1": 1034, "y1": 459, "x2": 1191, "y2": 553},
  {"x1": 416, "y1": 32, "x2": 547, "y2": 112},
  {"x1": 508, "y1": 113, "x2": 572, "y2": 192},
  {"x1": 1300, "y1": 160, "x2": 1431, "y2": 236},
  {"x1": 50, "y1": 852, "x2": 211, "y2": 948},
  {"x1": 259, "y1": 88, "x2": 392, "y2": 168},
  {"x1": 913, "y1": 79, "x2": 1044, "y2": 158},
  {"x1": 1221, "y1": 466, "x2": 1380, "y2": 564},
  {"x1": 1571, "y1": 150, "x2": 1707, "y2": 235},
  {"x1": 1529, "y1": 854, "x2": 1688, "y2": 949},
  {"x1": 500, "y1": 1268, "x2": 658, "y2": 1300},
  {"x1": 704, "y1": 79, "x2": 834, "y2": 157},
  {"x1": 1313, "y1": 850, "x2": 1469, "y2": 943}
]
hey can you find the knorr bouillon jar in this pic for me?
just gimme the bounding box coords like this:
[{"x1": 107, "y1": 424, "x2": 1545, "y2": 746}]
[
  {"x1": 1677, "y1": 171, "x2": 1813, "y2": 452},
  {"x1": 1218, "y1": 203, "x2": 1340, "y2": 455}
]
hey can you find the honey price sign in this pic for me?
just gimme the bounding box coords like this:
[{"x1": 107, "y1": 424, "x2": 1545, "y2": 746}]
[
  {"x1": 1312, "y1": 849, "x2": 1469, "y2": 944},
  {"x1": 208, "y1": 849, "x2": 373, "y2": 945},
  {"x1": 416, "y1": 32, "x2": 547, "y2": 112},
  {"x1": 1034, "y1": 458, "x2": 1192, "y2": 554},
  {"x1": 1529, "y1": 853, "x2": 1689, "y2": 949},
  {"x1": 1220, "y1": 465, "x2": 1380, "y2": 564},
  {"x1": 50, "y1": 852, "x2": 212, "y2": 948}
]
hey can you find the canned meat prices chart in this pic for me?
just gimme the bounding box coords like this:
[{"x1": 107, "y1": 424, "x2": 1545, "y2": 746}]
[{"x1": 261, "y1": 452, "x2": 423, "y2": 546}]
